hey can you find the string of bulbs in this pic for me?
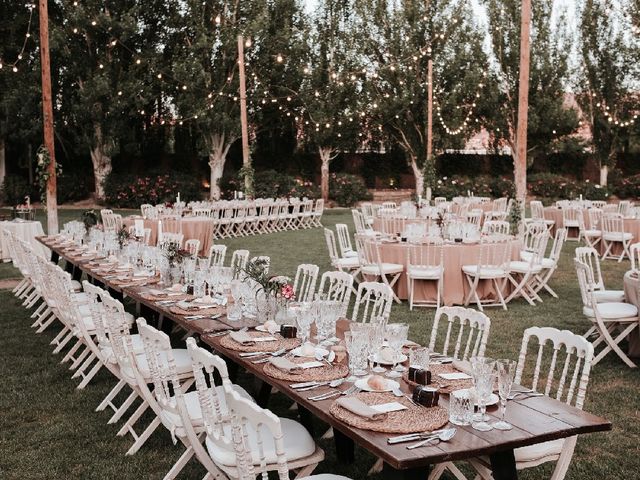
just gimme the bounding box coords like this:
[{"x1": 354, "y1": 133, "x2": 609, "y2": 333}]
[{"x1": 0, "y1": 3, "x2": 36, "y2": 73}]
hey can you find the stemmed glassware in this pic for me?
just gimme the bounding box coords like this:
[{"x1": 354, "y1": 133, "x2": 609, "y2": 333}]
[
  {"x1": 385, "y1": 323, "x2": 409, "y2": 378},
  {"x1": 368, "y1": 320, "x2": 386, "y2": 373},
  {"x1": 344, "y1": 332, "x2": 369, "y2": 381},
  {"x1": 294, "y1": 303, "x2": 313, "y2": 343},
  {"x1": 494, "y1": 359, "x2": 517, "y2": 431},
  {"x1": 470, "y1": 356, "x2": 496, "y2": 432}
]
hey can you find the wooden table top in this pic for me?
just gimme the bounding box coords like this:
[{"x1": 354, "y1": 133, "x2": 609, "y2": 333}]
[{"x1": 38, "y1": 235, "x2": 612, "y2": 474}]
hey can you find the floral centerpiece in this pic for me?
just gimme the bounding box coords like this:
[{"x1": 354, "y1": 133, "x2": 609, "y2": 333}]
[
  {"x1": 163, "y1": 242, "x2": 189, "y2": 268},
  {"x1": 239, "y1": 258, "x2": 296, "y2": 324},
  {"x1": 82, "y1": 209, "x2": 99, "y2": 231},
  {"x1": 116, "y1": 226, "x2": 131, "y2": 249}
]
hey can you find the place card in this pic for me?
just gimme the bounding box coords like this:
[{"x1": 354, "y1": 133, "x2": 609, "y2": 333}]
[
  {"x1": 297, "y1": 361, "x2": 324, "y2": 369},
  {"x1": 438, "y1": 372, "x2": 472, "y2": 381},
  {"x1": 371, "y1": 402, "x2": 408, "y2": 413}
]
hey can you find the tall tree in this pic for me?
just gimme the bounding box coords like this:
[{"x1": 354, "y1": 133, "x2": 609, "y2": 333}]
[
  {"x1": 357, "y1": 0, "x2": 490, "y2": 197},
  {"x1": 53, "y1": 0, "x2": 168, "y2": 200},
  {"x1": 577, "y1": 0, "x2": 639, "y2": 185},
  {"x1": 294, "y1": 0, "x2": 363, "y2": 202},
  {"x1": 483, "y1": 0, "x2": 579, "y2": 174}
]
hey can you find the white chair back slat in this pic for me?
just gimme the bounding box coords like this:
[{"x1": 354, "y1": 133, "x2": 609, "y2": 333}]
[
  {"x1": 317, "y1": 271, "x2": 353, "y2": 316},
  {"x1": 351, "y1": 281, "x2": 393, "y2": 324},
  {"x1": 428, "y1": 306, "x2": 491, "y2": 361},
  {"x1": 293, "y1": 263, "x2": 319, "y2": 303}
]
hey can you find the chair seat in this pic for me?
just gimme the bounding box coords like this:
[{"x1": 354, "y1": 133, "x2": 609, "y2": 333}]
[
  {"x1": 564, "y1": 221, "x2": 580, "y2": 228},
  {"x1": 594, "y1": 289, "x2": 625, "y2": 303},
  {"x1": 462, "y1": 265, "x2": 508, "y2": 279},
  {"x1": 603, "y1": 232, "x2": 633, "y2": 241},
  {"x1": 520, "y1": 251, "x2": 556, "y2": 269},
  {"x1": 515, "y1": 438, "x2": 564, "y2": 463},
  {"x1": 343, "y1": 250, "x2": 359, "y2": 258},
  {"x1": 582, "y1": 302, "x2": 638, "y2": 319},
  {"x1": 407, "y1": 265, "x2": 443, "y2": 279},
  {"x1": 161, "y1": 384, "x2": 252, "y2": 430},
  {"x1": 583, "y1": 229, "x2": 601, "y2": 237},
  {"x1": 362, "y1": 263, "x2": 404, "y2": 276},
  {"x1": 206, "y1": 417, "x2": 316, "y2": 467},
  {"x1": 101, "y1": 334, "x2": 146, "y2": 362},
  {"x1": 335, "y1": 257, "x2": 360, "y2": 269},
  {"x1": 508, "y1": 261, "x2": 544, "y2": 274}
]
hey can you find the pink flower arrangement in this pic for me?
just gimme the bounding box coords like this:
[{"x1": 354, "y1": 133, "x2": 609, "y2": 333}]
[{"x1": 280, "y1": 284, "x2": 295, "y2": 301}]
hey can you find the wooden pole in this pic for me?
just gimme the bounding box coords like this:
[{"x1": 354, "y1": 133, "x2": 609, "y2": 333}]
[
  {"x1": 427, "y1": 57, "x2": 433, "y2": 160},
  {"x1": 515, "y1": 0, "x2": 532, "y2": 203},
  {"x1": 38, "y1": 0, "x2": 58, "y2": 234},
  {"x1": 237, "y1": 35, "x2": 252, "y2": 196}
]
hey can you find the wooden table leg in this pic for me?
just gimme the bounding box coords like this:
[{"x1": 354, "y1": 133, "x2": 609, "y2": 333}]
[
  {"x1": 50, "y1": 251, "x2": 59, "y2": 264},
  {"x1": 256, "y1": 380, "x2": 272, "y2": 408},
  {"x1": 297, "y1": 404, "x2": 315, "y2": 436},
  {"x1": 382, "y1": 462, "x2": 430, "y2": 480},
  {"x1": 489, "y1": 449, "x2": 518, "y2": 480},
  {"x1": 333, "y1": 429, "x2": 354, "y2": 464}
]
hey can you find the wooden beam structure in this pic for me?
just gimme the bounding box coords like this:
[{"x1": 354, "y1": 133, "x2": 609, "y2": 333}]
[
  {"x1": 237, "y1": 35, "x2": 252, "y2": 196},
  {"x1": 38, "y1": 0, "x2": 58, "y2": 234},
  {"x1": 515, "y1": 0, "x2": 532, "y2": 202}
]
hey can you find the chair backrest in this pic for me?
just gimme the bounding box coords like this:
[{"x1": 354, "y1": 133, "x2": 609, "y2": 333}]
[
  {"x1": 314, "y1": 198, "x2": 324, "y2": 215},
  {"x1": 230, "y1": 249, "x2": 249, "y2": 275},
  {"x1": 428, "y1": 306, "x2": 491, "y2": 361},
  {"x1": 601, "y1": 213, "x2": 625, "y2": 236},
  {"x1": 360, "y1": 203, "x2": 374, "y2": 221},
  {"x1": 474, "y1": 236, "x2": 511, "y2": 272},
  {"x1": 574, "y1": 246, "x2": 605, "y2": 291},
  {"x1": 317, "y1": 271, "x2": 353, "y2": 317},
  {"x1": 587, "y1": 208, "x2": 602, "y2": 230},
  {"x1": 547, "y1": 227, "x2": 567, "y2": 262},
  {"x1": 618, "y1": 200, "x2": 631, "y2": 216},
  {"x1": 466, "y1": 209, "x2": 483, "y2": 227},
  {"x1": 515, "y1": 326, "x2": 593, "y2": 409},
  {"x1": 492, "y1": 197, "x2": 508, "y2": 213},
  {"x1": 324, "y1": 228, "x2": 340, "y2": 263},
  {"x1": 292, "y1": 263, "x2": 319, "y2": 303},
  {"x1": 184, "y1": 239, "x2": 200, "y2": 256},
  {"x1": 523, "y1": 221, "x2": 548, "y2": 252},
  {"x1": 225, "y1": 388, "x2": 291, "y2": 480},
  {"x1": 137, "y1": 318, "x2": 183, "y2": 414},
  {"x1": 631, "y1": 243, "x2": 640, "y2": 273},
  {"x1": 529, "y1": 200, "x2": 545, "y2": 220},
  {"x1": 159, "y1": 232, "x2": 184, "y2": 249},
  {"x1": 208, "y1": 244, "x2": 227, "y2": 267},
  {"x1": 382, "y1": 201, "x2": 397, "y2": 209},
  {"x1": 351, "y1": 209, "x2": 368, "y2": 234},
  {"x1": 351, "y1": 281, "x2": 393, "y2": 324},
  {"x1": 482, "y1": 220, "x2": 510, "y2": 236},
  {"x1": 335, "y1": 223, "x2": 354, "y2": 256},
  {"x1": 434, "y1": 197, "x2": 446, "y2": 205},
  {"x1": 406, "y1": 240, "x2": 444, "y2": 270},
  {"x1": 562, "y1": 206, "x2": 582, "y2": 224}
]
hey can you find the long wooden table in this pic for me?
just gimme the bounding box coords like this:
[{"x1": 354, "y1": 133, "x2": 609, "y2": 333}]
[{"x1": 38, "y1": 236, "x2": 612, "y2": 480}]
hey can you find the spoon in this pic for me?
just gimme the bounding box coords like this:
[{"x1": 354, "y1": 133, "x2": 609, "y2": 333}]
[
  {"x1": 295, "y1": 378, "x2": 344, "y2": 391},
  {"x1": 407, "y1": 428, "x2": 456, "y2": 449}
]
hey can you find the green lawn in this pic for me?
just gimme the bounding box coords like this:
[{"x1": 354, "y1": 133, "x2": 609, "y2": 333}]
[{"x1": 0, "y1": 208, "x2": 638, "y2": 479}]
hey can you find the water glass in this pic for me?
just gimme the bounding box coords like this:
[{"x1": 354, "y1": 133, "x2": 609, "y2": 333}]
[
  {"x1": 494, "y1": 359, "x2": 517, "y2": 431},
  {"x1": 345, "y1": 332, "x2": 369, "y2": 378},
  {"x1": 470, "y1": 356, "x2": 496, "y2": 422},
  {"x1": 409, "y1": 347, "x2": 430, "y2": 370},
  {"x1": 472, "y1": 369, "x2": 496, "y2": 432},
  {"x1": 294, "y1": 304, "x2": 313, "y2": 343},
  {"x1": 385, "y1": 323, "x2": 409, "y2": 378},
  {"x1": 449, "y1": 389, "x2": 474, "y2": 426}
]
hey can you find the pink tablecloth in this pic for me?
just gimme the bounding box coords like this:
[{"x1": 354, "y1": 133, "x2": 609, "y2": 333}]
[
  {"x1": 621, "y1": 272, "x2": 640, "y2": 357},
  {"x1": 377, "y1": 238, "x2": 523, "y2": 306},
  {"x1": 372, "y1": 218, "x2": 430, "y2": 234},
  {"x1": 451, "y1": 203, "x2": 494, "y2": 215},
  {"x1": 123, "y1": 216, "x2": 215, "y2": 255}
]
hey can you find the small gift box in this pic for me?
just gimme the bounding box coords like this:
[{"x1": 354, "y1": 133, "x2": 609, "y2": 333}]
[
  {"x1": 412, "y1": 385, "x2": 440, "y2": 408},
  {"x1": 408, "y1": 367, "x2": 431, "y2": 385},
  {"x1": 279, "y1": 324, "x2": 297, "y2": 339}
]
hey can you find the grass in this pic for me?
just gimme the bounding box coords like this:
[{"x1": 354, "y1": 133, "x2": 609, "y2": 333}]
[{"x1": 0, "y1": 208, "x2": 638, "y2": 479}]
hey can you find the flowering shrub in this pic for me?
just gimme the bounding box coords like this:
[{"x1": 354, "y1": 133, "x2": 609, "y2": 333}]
[
  {"x1": 103, "y1": 172, "x2": 202, "y2": 208},
  {"x1": 432, "y1": 175, "x2": 514, "y2": 199},
  {"x1": 329, "y1": 173, "x2": 372, "y2": 207},
  {"x1": 57, "y1": 174, "x2": 91, "y2": 203},
  {"x1": 223, "y1": 170, "x2": 320, "y2": 200},
  {"x1": 612, "y1": 174, "x2": 640, "y2": 199},
  {"x1": 527, "y1": 173, "x2": 610, "y2": 202}
]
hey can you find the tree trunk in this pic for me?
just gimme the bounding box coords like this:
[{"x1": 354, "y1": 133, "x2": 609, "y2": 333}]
[
  {"x1": 208, "y1": 133, "x2": 232, "y2": 200},
  {"x1": 90, "y1": 123, "x2": 112, "y2": 202},
  {"x1": 0, "y1": 138, "x2": 5, "y2": 189},
  {"x1": 409, "y1": 155, "x2": 424, "y2": 198},
  {"x1": 600, "y1": 164, "x2": 608, "y2": 187},
  {"x1": 319, "y1": 147, "x2": 333, "y2": 202}
]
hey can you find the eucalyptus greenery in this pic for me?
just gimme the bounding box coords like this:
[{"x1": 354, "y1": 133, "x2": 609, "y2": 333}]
[{"x1": 35, "y1": 145, "x2": 62, "y2": 205}]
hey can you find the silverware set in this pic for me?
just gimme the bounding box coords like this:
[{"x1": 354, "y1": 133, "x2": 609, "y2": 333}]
[
  {"x1": 184, "y1": 313, "x2": 222, "y2": 320},
  {"x1": 290, "y1": 379, "x2": 344, "y2": 391},
  {"x1": 308, "y1": 384, "x2": 360, "y2": 401}
]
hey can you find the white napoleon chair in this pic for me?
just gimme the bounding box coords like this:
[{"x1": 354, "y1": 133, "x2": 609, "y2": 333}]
[
  {"x1": 600, "y1": 213, "x2": 633, "y2": 262},
  {"x1": 230, "y1": 249, "x2": 250, "y2": 277},
  {"x1": 630, "y1": 242, "x2": 640, "y2": 274},
  {"x1": 580, "y1": 208, "x2": 602, "y2": 249},
  {"x1": 574, "y1": 246, "x2": 625, "y2": 303},
  {"x1": 428, "y1": 306, "x2": 491, "y2": 361},
  {"x1": 562, "y1": 206, "x2": 582, "y2": 241},
  {"x1": 184, "y1": 239, "x2": 201, "y2": 257},
  {"x1": 527, "y1": 200, "x2": 555, "y2": 235},
  {"x1": 207, "y1": 244, "x2": 228, "y2": 267},
  {"x1": 158, "y1": 232, "x2": 184, "y2": 249},
  {"x1": 481, "y1": 220, "x2": 510, "y2": 236},
  {"x1": 324, "y1": 228, "x2": 360, "y2": 281},
  {"x1": 467, "y1": 326, "x2": 595, "y2": 480},
  {"x1": 405, "y1": 240, "x2": 444, "y2": 309},
  {"x1": 526, "y1": 227, "x2": 567, "y2": 299},
  {"x1": 335, "y1": 223, "x2": 358, "y2": 258},
  {"x1": 355, "y1": 234, "x2": 404, "y2": 303},
  {"x1": 575, "y1": 259, "x2": 638, "y2": 367}
]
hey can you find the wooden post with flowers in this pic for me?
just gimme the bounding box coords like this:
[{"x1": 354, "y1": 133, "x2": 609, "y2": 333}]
[
  {"x1": 38, "y1": 0, "x2": 59, "y2": 233},
  {"x1": 237, "y1": 35, "x2": 253, "y2": 197}
]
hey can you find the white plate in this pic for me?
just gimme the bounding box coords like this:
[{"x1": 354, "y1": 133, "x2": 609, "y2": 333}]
[
  {"x1": 355, "y1": 377, "x2": 400, "y2": 393},
  {"x1": 371, "y1": 352, "x2": 407, "y2": 366},
  {"x1": 290, "y1": 346, "x2": 330, "y2": 358}
]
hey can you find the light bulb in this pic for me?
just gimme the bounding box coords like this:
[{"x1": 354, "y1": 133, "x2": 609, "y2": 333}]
[
  {"x1": 215, "y1": 15, "x2": 221, "y2": 25},
  {"x1": 245, "y1": 38, "x2": 251, "y2": 47},
  {"x1": 276, "y1": 54, "x2": 283, "y2": 63}
]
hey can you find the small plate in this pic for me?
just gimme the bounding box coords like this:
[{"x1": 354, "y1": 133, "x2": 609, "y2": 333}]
[
  {"x1": 290, "y1": 346, "x2": 330, "y2": 358},
  {"x1": 355, "y1": 376, "x2": 400, "y2": 393},
  {"x1": 371, "y1": 352, "x2": 408, "y2": 366}
]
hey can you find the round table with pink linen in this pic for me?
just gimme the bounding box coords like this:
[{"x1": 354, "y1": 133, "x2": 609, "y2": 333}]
[
  {"x1": 376, "y1": 237, "x2": 523, "y2": 306},
  {"x1": 123, "y1": 216, "x2": 215, "y2": 255},
  {"x1": 621, "y1": 271, "x2": 640, "y2": 358},
  {"x1": 372, "y1": 217, "x2": 431, "y2": 234}
]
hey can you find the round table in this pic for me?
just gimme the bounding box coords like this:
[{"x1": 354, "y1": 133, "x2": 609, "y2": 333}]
[
  {"x1": 0, "y1": 220, "x2": 49, "y2": 261},
  {"x1": 376, "y1": 238, "x2": 523, "y2": 306},
  {"x1": 450, "y1": 202, "x2": 494, "y2": 215},
  {"x1": 621, "y1": 271, "x2": 640, "y2": 358},
  {"x1": 123, "y1": 216, "x2": 215, "y2": 255},
  {"x1": 372, "y1": 217, "x2": 431, "y2": 234}
]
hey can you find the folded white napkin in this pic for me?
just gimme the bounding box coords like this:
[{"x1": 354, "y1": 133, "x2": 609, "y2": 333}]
[
  {"x1": 335, "y1": 397, "x2": 386, "y2": 420},
  {"x1": 270, "y1": 357, "x2": 301, "y2": 373},
  {"x1": 229, "y1": 331, "x2": 255, "y2": 345}
]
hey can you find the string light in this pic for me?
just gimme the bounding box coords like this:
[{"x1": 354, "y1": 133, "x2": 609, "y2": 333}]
[{"x1": 0, "y1": 3, "x2": 36, "y2": 72}]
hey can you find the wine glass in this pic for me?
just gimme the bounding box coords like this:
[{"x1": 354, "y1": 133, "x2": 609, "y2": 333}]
[
  {"x1": 494, "y1": 359, "x2": 517, "y2": 431},
  {"x1": 385, "y1": 323, "x2": 409, "y2": 378},
  {"x1": 472, "y1": 368, "x2": 496, "y2": 432},
  {"x1": 295, "y1": 304, "x2": 313, "y2": 344}
]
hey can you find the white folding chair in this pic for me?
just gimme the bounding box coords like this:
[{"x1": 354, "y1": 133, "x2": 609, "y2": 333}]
[
  {"x1": 159, "y1": 232, "x2": 184, "y2": 249},
  {"x1": 575, "y1": 259, "x2": 638, "y2": 367},
  {"x1": 355, "y1": 234, "x2": 403, "y2": 303},
  {"x1": 230, "y1": 249, "x2": 249, "y2": 277},
  {"x1": 406, "y1": 240, "x2": 444, "y2": 309},
  {"x1": 351, "y1": 281, "x2": 393, "y2": 325},
  {"x1": 574, "y1": 246, "x2": 625, "y2": 303},
  {"x1": 527, "y1": 228, "x2": 567, "y2": 298},
  {"x1": 467, "y1": 326, "x2": 595, "y2": 480},
  {"x1": 324, "y1": 228, "x2": 360, "y2": 279},
  {"x1": 481, "y1": 220, "x2": 510, "y2": 236},
  {"x1": 184, "y1": 239, "x2": 201, "y2": 257},
  {"x1": 505, "y1": 230, "x2": 548, "y2": 305},
  {"x1": 562, "y1": 207, "x2": 582, "y2": 241},
  {"x1": 601, "y1": 213, "x2": 633, "y2": 262},
  {"x1": 335, "y1": 223, "x2": 358, "y2": 258},
  {"x1": 462, "y1": 236, "x2": 511, "y2": 311},
  {"x1": 207, "y1": 244, "x2": 227, "y2": 267},
  {"x1": 428, "y1": 306, "x2": 491, "y2": 360},
  {"x1": 292, "y1": 263, "x2": 319, "y2": 302}
]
